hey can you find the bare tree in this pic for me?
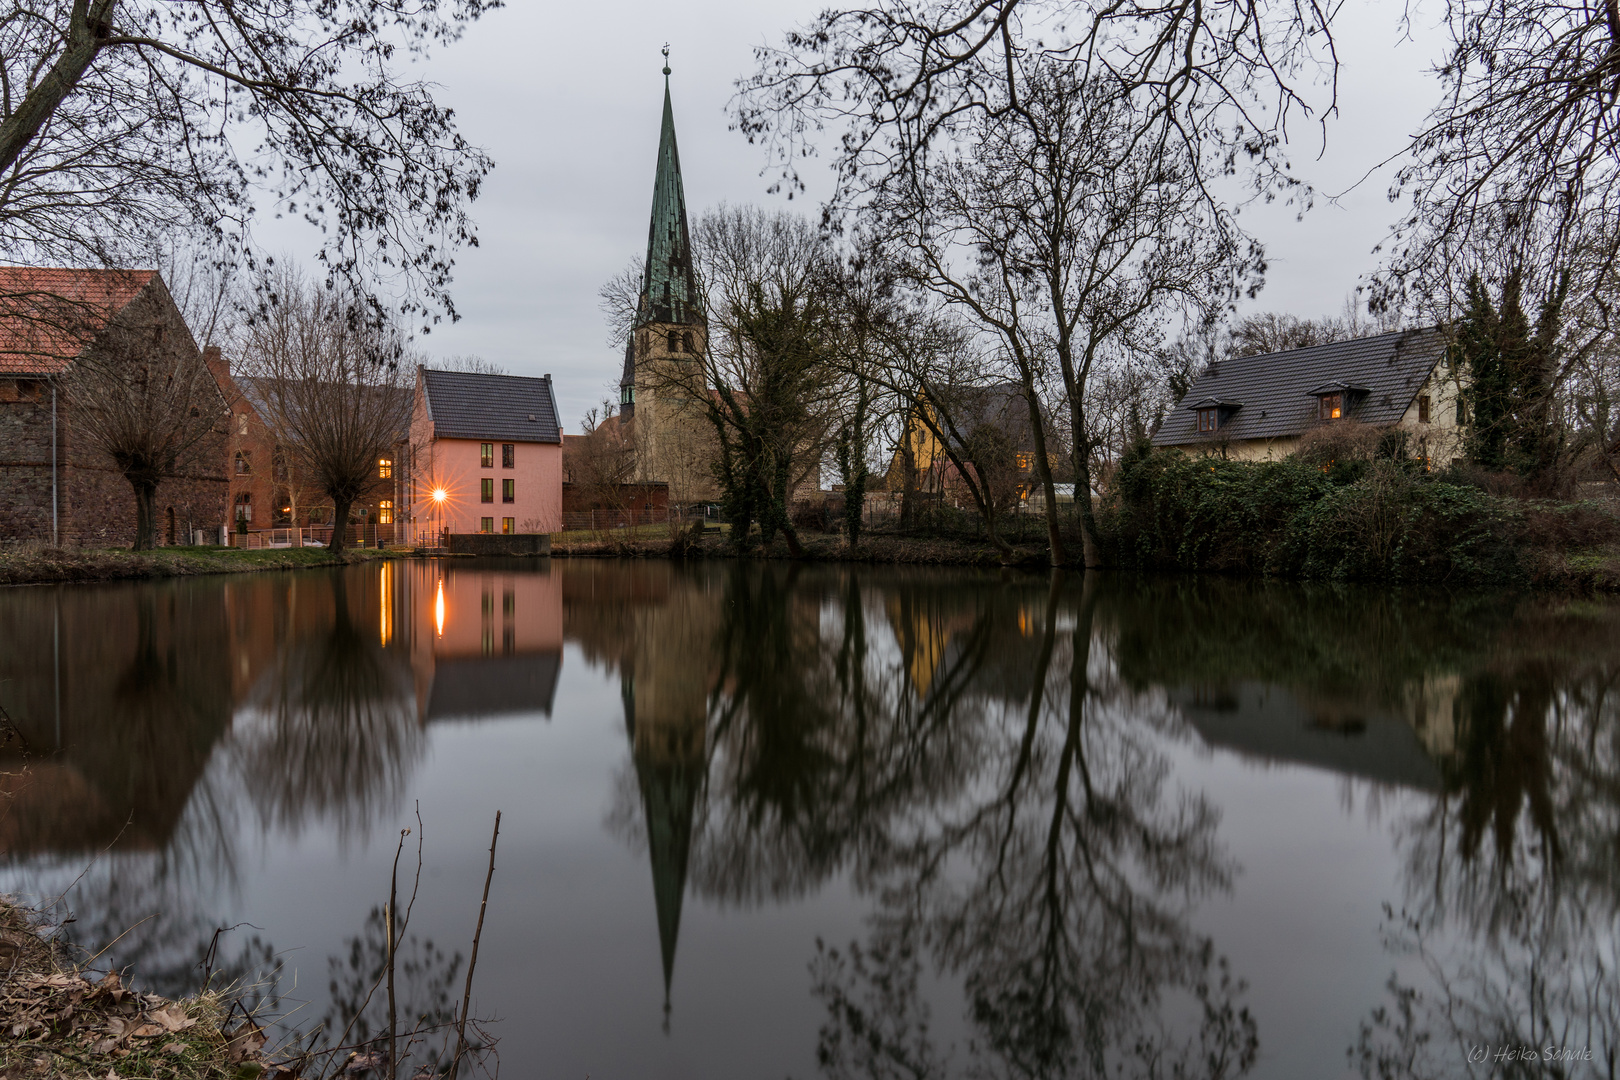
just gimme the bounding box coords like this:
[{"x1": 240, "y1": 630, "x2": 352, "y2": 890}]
[
  {"x1": 1380, "y1": 0, "x2": 1620, "y2": 307},
  {"x1": 234, "y1": 265, "x2": 415, "y2": 555},
  {"x1": 563, "y1": 399, "x2": 638, "y2": 528},
  {"x1": 0, "y1": 0, "x2": 495, "y2": 323},
  {"x1": 864, "y1": 62, "x2": 1260, "y2": 566},
  {"x1": 736, "y1": 0, "x2": 1339, "y2": 209},
  {"x1": 658, "y1": 205, "x2": 844, "y2": 554},
  {"x1": 597, "y1": 257, "x2": 645, "y2": 349},
  {"x1": 55, "y1": 275, "x2": 228, "y2": 550},
  {"x1": 435, "y1": 354, "x2": 507, "y2": 376}
]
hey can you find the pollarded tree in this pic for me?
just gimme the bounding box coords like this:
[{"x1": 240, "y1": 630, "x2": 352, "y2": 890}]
[
  {"x1": 0, "y1": 0, "x2": 495, "y2": 323},
  {"x1": 234, "y1": 265, "x2": 415, "y2": 555},
  {"x1": 57, "y1": 275, "x2": 229, "y2": 550}
]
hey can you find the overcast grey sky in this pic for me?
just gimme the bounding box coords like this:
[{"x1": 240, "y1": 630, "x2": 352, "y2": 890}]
[{"x1": 265, "y1": 0, "x2": 1455, "y2": 430}]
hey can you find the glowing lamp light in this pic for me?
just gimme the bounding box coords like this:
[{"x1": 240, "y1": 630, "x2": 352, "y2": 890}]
[
  {"x1": 432, "y1": 488, "x2": 447, "y2": 503},
  {"x1": 434, "y1": 578, "x2": 446, "y2": 638}
]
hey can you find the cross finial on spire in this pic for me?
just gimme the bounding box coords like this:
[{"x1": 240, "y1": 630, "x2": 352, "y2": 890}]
[{"x1": 662, "y1": 43, "x2": 671, "y2": 77}]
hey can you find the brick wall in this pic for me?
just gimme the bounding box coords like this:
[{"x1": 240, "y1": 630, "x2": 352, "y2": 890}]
[{"x1": 0, "y1": 278, "x2": 229, "y2": 547}]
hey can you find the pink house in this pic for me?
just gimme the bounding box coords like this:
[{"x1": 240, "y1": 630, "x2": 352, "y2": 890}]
[{"x1": 411, "y1": 367, "x2": 563, "y2": 541}]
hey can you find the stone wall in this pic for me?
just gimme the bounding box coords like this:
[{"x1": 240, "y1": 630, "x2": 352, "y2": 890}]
[{"x1": 445, "y1": 533, "x2": 552, "y2": 556}]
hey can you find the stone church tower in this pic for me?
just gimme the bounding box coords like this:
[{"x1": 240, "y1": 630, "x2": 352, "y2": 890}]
[{"x1": 618, "y1": 54, "x2": 718, "y2": 504}]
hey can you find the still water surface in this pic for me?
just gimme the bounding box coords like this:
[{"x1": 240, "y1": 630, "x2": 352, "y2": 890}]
[{"x1": 0, "y1": 560, "x2": 1615, "y2": 1078}]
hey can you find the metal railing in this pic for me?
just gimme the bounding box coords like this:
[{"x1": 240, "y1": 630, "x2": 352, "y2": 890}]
[{"x1": 229, "y1": 523, "x2": 400, "y2": 549}]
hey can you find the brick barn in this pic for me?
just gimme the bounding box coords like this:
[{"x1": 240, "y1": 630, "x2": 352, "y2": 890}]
[{"x1": 0, "y1": 267, "x2": 228, "y2": 547}]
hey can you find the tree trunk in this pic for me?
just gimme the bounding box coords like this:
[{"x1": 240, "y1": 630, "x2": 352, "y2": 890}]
[
  {"x1": 130, "y1": 476, "x2": 158, "y2": 550},
  {"x1": 899, "y1": 437, "x2": 918, "y2": 532},
  {"x1": 1017, "y1": 376, "x2": 1068, "y2": 567},
  {"x1": 329, "y1": 493, "x2": 354, "y2": 555},
  {"x1": 0, "y1": 0, "x2": 116, "y2": 175}
]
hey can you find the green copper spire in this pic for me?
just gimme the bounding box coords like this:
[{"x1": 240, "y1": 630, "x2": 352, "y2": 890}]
[{"x1": 636, "y1": 49, "x2": 702, "y2": 329}]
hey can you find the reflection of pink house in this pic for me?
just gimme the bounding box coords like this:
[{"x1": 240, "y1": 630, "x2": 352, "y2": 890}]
[
  {"x1": 411, "y1": 367, "x2": 564, "y2": 538},
  {"x1": 401, "y1": 561, "x2": 565, "y2": 723}
]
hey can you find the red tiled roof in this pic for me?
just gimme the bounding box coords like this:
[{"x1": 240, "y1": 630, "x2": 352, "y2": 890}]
[{"x1": 0, "y1": 266, "x2": 156, "y2": 375}]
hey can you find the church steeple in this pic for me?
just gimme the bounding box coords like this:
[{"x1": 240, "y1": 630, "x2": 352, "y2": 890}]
[{"x1": 635, "y1": 49, "x2": 702, "y2": 330}]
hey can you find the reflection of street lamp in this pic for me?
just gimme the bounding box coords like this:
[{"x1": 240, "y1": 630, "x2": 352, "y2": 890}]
[{"x1": 431, "y1": 487, "x2": 447, "y2": 548}]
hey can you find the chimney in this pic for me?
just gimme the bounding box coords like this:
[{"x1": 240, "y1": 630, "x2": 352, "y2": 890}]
[{"x1": 203, "y1": 344, "x2": 229, "y2": 383}]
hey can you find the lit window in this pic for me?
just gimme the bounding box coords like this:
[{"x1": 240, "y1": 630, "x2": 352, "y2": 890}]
[
  {"x1": 378, "y1": 457, "x2": 393, "y2": 478},
  {"x1": 1198, "y1": 408, "x2": 1219, "y2": 432},
  {"x1": 1016, "y1": 452, "x2": 1034, "y2": 469},
  {"x1": 480, "y1": 442, "x2": 494, "y2": 468},
  {"x1": 502, "y1": 517, "x2": 515, "y2": 534},
  {"x1": 501, "y1": 443, "x2": 514, "y2": 468},
  {"x1": 1417, "y1": 395, "x2": 1431, "y2": 424},
  {"x1": 480, "y1": 478, "x2": 494, "y2": 503},
  {"x1": 378, "y1": 500, "x2": 393, "y2": 524},
  {"x1": 480, "y1": 517, "x2": 494, "y2": 533},
  {"x1": 502, "y1": 479, "x2": 515, "y2": 503},
  {"x1": 1318, "y1": 394, "x2": 1343, "y2": 421}
]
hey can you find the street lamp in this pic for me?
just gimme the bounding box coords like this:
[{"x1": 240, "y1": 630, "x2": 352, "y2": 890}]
[{"x1": 431, "y1": 487, "x2": 447, "y2": 549}]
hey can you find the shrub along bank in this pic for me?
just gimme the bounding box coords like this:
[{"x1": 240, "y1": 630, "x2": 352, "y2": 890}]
[{"x1": 1099, "y1": 444, "x2": 1620, "y2": 585}]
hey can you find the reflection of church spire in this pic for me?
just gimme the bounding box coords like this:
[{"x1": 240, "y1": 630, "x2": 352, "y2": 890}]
[{"x1": 624, "y1": 672, "x2": 705, "y2": 1030}]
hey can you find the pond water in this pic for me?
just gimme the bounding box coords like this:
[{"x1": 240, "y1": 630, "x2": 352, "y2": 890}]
[{"x1": 0, "y1": 560, "x2": 1615, "y2": 1079}]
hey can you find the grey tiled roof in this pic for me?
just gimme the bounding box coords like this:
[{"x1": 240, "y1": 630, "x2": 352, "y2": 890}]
[
  {"x1": 420, "y1": 368, "x2": 562, "y2": 443},
  {"x1": 1153, "y1": 327, "x2": 1449, "y2": 447}
]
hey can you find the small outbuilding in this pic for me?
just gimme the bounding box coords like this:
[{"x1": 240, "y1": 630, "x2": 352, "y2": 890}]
[{"x1": 1153, "y1": 327, "x2": 1465, "y2": 466}]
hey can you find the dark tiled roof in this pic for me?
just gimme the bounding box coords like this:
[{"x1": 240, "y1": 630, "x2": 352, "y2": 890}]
[
  {"x1": 421, "y1": 368, "x2": 562, "y2": 443},
  {"x1": 236, "y1": 376, "x2": 412, "y2": 442},
  {"x1": 932, "y1": 381, "x2": 1040, "y2": 453},
  {"x1": 427, "y1": 653, "x2": 561, "y2": 721},
  {"x1": 1153, "y1": 327, "x2": 1448, "y2": 447}
]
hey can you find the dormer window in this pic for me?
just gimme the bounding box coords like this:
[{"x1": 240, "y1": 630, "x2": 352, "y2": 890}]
[
  {"x1": 1306, "y1": 382, "x2": 1366, "y2": 422},
  {"x1": 1188, "y1": 398, "x2": 1242, "y2": 434}
]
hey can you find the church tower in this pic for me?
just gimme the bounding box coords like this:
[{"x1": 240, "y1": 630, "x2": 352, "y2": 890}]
[{"x1": 618, "y1": 50, "x2": 716, "y2": 503}]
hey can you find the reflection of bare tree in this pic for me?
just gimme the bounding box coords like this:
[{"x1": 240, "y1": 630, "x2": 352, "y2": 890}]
[
  {"x1": 1356, "y1": 607, "x2": 1620, "y2": 1079},
  {"x1": 810, "y1": 575, "x2": 1251, "y2": 1079},
  {"x1": 317, "y1": 906, "x2": 464, "y2": 1058},
  {"x1": 658, "y1": 566, "x2": 1251, "y2": 1078},
  {"x1": 230, "y1": 571, "x2": 420, "y2": 842},
  {"x1": 693, "y1": 565, "x2": 1002, "y2": 906}
]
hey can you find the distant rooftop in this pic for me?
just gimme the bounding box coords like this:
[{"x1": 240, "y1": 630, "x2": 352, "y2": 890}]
[
  {"x1": 420, "y1": 368, "x2": 562, "y2": 444},
  {"x1": 1154, "y1": 327, "x2": 1448, "y2": 447}
]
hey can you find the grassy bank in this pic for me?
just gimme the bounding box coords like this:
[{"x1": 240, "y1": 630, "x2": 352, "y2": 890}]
[
  {"x1": 0, "y1": 544, "x2": 395, "y2": 587},
  {"x1": 0, "y1": 899, "x2": 277, "y2": 1080},
  {"x1": 552, "y1": 527, "x2": 1054, "y2": 567}
]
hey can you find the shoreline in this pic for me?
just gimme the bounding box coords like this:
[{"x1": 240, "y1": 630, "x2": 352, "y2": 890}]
[
  {"x1": 0, "y1": 545, "x2": 395, "y2": 587},
  {"x1": 4, "y1": 532, "x2": 1619, "y2": 592}
]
